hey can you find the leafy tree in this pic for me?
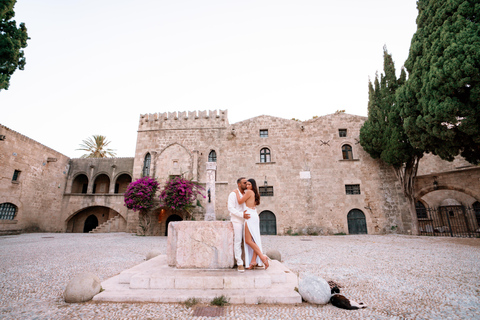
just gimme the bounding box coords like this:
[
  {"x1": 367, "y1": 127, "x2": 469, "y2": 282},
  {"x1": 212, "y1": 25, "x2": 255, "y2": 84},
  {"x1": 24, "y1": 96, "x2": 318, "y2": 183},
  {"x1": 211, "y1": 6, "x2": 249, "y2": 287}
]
[
  {"x1": 77, "y1": 135, "x2": 117, "y2": 158},
  {"x1": 397, "y1": 0, "x2": 480, "y2": 164},
  {"x1": 360, "y1": 47, "x2": 423, "y2": 235},
  {"x1": 0, "y1": 0, "x2": 29, "y2": 91}
]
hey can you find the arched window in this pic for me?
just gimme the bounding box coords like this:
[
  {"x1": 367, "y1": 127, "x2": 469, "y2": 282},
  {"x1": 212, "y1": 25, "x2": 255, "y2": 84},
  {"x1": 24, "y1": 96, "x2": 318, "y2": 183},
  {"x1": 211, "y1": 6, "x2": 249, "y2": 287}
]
[
  {"x1": 0, "y1": 203, "x2": 17, "y2": 220},
  {"x1": 143, "y1": 153, "x2": 151, "y2": 177},
  {"x1": 342, "y1": 144, "x2": 353, "y2": 160},
  {"x1": 416, "y1": 201, "x2": 428, "y2": 219},
  {"x1": 92, "y1": 174, "x2": 110, "y2": 194},
  {"x1": 72, "y1": 174, "x2": 88, "y2": 193},
  {"x1": 208, "y1": 150, "x2": 217, "y2": 162},
  {"x1": 260, "y1": 148, "x2": 271, "y2": 163},
  {"x1": 115, "y1": 174, "x2": 132, "y2": 194}
]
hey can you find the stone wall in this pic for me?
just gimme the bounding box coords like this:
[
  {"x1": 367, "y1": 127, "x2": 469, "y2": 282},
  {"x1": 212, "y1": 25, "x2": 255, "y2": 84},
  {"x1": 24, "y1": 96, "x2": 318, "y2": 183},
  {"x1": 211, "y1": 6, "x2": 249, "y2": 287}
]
[{"x1": 0, "y1": 124, "x2": 70, "y2": 233}]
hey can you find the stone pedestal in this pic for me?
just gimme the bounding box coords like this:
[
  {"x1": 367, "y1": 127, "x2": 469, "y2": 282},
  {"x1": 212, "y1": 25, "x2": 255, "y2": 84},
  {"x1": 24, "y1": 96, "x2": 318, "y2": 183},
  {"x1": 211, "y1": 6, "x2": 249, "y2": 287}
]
[{"x1": 167, "y1": 221, "x2": 234, "y2": 269}]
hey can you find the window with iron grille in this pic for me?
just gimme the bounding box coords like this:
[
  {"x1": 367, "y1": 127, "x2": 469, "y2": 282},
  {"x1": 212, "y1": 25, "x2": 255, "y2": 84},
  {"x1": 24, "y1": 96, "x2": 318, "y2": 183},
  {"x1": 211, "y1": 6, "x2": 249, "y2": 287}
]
[
  {"x1": 143, "y1": 153, "x2": 151, "y2": 176},
  {"x1": 0, "y1": 203, "x2": 17, "y2": 220},
  {"x1": 342, "y1": 144, "x2": 353, "y2": 160},
  {"x1": 208, "y1": 150, "x2": 217, "y2": 162},
  {"x1": 260, "y1": 148, "x2": 271, "y2": 163},
  {"x1": 345, "y1": 184, "x2": 360, "y2": 195},
  {"x1": 339, "y1": 129, "x2": 347, "y2": 137},
  {"x1": 416, "y1": 201, "x2": 428, "y2": 219},
  {"x1": 259, "y1": 186, "x2": 274, "y2": 196},
  {"x1": 260, "y1": 129, "x2": 268, "y2": 137},
  {"x1": 12, "y1": 170, "x2": 21, "y2": 182}
]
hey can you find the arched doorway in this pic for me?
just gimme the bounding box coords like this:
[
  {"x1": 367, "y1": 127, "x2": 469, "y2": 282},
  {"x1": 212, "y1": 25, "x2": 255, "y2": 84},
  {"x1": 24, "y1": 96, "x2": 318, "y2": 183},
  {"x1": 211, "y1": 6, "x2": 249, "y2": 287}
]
[
  {"x1": 259, "y1": 210, "x2": 277, "y2": 235},
  {"x1": 347, "y1": 209, "x2": 367, "y2": 234},
  {"x1": 84, "y1": 215, "x2": 98, "y2": 233},
  {"x1": 165, "y1": 214, "x2": 183, "y2": 236}
]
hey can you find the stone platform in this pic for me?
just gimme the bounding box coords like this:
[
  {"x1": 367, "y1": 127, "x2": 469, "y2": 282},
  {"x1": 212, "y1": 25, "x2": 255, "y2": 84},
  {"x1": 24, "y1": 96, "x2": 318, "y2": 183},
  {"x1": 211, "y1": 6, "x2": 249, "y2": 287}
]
[{"x1": 93, "y1": 255, "x2": 302, "y2": 304}]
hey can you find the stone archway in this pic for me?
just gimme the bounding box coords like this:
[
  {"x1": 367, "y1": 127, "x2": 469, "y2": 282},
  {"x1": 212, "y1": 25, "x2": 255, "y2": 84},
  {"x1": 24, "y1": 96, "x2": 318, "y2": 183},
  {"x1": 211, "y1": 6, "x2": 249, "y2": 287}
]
[
  {"x1": 165, "y1": 214, "x2": 183, "y2": 236},
  {"x1": 347, "y1": 209, "x2": 367, "y2": 234},
  {"x1": 66, "y1": 206, "x2": 122, "y2": 233},
  {"x1": 83, "y1": 215, "x2": 98, "y2": 233},
  {"x1": 259, "y1": 210, "x2": 277, "y2": 235}
]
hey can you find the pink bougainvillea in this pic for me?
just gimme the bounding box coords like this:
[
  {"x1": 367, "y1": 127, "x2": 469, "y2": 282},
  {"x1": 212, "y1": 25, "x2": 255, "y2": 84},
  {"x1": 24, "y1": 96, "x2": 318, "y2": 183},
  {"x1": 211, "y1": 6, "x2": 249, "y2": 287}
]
[
  {"x1": 124, "y1": 176, "x2": 159, "y2": 212},
  {"x1": 159, "y1": 177, "x2": 205, "y2": 212}
]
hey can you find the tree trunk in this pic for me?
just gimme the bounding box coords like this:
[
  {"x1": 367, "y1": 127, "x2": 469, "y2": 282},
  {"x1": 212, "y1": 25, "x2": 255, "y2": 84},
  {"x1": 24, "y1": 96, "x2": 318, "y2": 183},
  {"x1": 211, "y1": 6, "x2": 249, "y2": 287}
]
[
  {"x1": 137, "y1": 210, "x2": 151, "y2": 236},
  {"x1": 394, "y1": 156, "x2": 420, "y2": 235}
]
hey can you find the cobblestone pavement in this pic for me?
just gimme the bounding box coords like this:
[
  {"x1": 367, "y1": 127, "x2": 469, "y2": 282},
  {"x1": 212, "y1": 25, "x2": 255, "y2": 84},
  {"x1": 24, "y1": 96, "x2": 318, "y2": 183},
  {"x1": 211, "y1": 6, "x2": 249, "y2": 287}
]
[{"x1": 0, "y1": 233, "x2": 479, "y2": 319}]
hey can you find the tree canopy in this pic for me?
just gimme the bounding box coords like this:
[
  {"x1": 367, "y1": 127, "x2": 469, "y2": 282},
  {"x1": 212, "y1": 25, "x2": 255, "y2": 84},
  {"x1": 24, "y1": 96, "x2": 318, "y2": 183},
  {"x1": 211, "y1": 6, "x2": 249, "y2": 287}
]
[
  {"x1": 397, "y1": 0, "x2": 480, "y2": 164},
  {"x1": 0, "y1": 0, "x2": 28, "y2": 91},
  {"x1": 77, "y1": 135, "x2": 117, "y2": 158}
]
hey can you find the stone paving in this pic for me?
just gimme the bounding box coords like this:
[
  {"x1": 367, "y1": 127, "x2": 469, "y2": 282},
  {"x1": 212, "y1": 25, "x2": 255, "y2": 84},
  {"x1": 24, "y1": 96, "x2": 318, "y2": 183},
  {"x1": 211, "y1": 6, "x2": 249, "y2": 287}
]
[{"x1": 0, "y1": 232, "x2": 479, "y2": 319}]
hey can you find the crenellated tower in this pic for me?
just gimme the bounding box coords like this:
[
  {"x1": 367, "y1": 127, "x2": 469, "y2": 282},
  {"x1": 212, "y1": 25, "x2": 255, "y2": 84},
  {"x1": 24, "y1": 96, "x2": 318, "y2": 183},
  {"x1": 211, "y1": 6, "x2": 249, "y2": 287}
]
[{"x1": 138, "y1": 110, "x2": 229, "y2": 131}]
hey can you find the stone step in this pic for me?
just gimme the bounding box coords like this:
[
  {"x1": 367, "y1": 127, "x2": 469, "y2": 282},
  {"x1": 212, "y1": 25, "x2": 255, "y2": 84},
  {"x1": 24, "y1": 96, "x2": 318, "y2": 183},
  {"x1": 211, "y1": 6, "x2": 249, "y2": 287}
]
[
  {"x1": 94, "y1": 255, "x2": 301, "y2": 304},
  {"x1": 90, "y1": 215, "x2": 121, "y2": 233}
]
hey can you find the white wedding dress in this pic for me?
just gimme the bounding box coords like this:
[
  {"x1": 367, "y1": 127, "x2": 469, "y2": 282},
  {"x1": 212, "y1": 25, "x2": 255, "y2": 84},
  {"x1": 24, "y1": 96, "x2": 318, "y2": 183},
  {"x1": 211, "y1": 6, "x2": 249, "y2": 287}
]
[{"x1": 244, "y1": 207, "x2": 265, "y2": 267}]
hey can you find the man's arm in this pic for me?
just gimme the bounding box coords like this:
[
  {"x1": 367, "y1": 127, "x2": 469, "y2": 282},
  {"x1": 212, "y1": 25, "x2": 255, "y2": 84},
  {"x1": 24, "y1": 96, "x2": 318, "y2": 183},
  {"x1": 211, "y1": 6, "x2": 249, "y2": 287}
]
[{"x1": 228, "y1": 192, "x2": 244, "y2": 219}]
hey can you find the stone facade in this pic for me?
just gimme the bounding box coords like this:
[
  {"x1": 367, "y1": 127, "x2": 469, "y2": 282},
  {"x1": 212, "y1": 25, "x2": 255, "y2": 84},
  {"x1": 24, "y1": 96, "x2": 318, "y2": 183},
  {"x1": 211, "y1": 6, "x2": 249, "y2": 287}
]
[
  {"x1": 62, "y1": 157, "x2": 134, "y2": 233},
  {"x1": 1, "y1": 110, "x2": 479, "y2": 236},
  {"x1": 134, "y1": 110, "x2": 412, "y2": 235}
]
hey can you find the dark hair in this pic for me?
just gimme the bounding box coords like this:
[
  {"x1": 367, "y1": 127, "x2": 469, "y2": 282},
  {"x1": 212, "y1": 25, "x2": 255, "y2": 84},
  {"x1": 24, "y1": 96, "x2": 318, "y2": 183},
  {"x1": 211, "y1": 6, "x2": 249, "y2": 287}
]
[
  {"x1": 248, "y1": 178, "x2": 260, "y2": 205},
  {"x1": 237, "y1": 177, "x2": 246, "y2": 184}
]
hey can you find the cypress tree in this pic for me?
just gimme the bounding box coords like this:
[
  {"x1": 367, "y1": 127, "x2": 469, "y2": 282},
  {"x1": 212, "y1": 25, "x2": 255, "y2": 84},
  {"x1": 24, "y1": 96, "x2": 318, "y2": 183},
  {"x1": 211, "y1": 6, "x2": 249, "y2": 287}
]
[
  {"x1": 360, "y1": 47, "x2": 422, "y2": 234},
  {"x1": 397, "y1": 0, "x2": 480, "y2": 164}
]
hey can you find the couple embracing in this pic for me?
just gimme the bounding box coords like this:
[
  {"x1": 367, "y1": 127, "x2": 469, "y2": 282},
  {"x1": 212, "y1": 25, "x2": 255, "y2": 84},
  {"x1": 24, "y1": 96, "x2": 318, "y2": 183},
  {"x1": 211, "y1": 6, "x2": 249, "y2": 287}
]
[{"x1": 228, "y1": 177, "x2": 269, "y2": 272}]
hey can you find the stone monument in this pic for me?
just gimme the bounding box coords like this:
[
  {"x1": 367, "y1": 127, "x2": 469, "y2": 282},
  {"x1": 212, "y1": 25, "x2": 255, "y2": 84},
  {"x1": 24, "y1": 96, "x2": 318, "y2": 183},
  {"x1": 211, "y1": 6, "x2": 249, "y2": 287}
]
[{"x1": 167, "y1": 221, "x2": 234, "y2": 269}]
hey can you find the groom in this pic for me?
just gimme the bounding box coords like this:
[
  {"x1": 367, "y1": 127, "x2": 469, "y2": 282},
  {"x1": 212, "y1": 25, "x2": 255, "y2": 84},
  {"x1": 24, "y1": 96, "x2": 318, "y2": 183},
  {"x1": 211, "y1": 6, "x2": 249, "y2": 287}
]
[{"x1": 228, "y1": 177, "x2": 250, "y2": 272}]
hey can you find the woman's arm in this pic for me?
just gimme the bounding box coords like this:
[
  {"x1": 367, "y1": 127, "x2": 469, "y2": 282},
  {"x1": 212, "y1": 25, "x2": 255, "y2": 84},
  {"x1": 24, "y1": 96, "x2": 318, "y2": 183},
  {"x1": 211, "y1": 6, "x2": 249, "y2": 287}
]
[{"x1": 235, "y1": 189, "x2": 252, "y2": 204}]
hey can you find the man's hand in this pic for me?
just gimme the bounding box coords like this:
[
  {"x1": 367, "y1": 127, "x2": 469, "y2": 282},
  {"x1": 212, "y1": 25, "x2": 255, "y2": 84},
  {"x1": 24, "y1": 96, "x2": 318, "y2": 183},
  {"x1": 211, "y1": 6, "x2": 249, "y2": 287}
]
[{"x1": 243, "y1": 210, "x2": 250, "y2": 219}]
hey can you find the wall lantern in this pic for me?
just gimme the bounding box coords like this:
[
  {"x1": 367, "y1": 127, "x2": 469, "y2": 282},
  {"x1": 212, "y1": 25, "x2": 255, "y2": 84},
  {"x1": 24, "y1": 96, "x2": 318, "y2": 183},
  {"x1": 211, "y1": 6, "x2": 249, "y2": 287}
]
[
  {"x1": 208, "y1": 188, "x2": 211, "y2": 203},
  {"x1": 159, "y1": 208, "x2": 166, "y2": 222},
  {"x1": 264, "y1": 176, "x2": 268, "y2": 187},
  {"x1": 433, "y1": 177, "x2": 439, "y2": 190}
]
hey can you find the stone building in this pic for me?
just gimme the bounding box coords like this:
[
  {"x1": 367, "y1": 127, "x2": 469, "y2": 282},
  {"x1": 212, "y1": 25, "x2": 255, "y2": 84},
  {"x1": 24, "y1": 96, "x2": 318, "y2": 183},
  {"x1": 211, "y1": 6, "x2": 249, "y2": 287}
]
[{"x1": 1, "y1": 110, "x2": 479, "y2": 236}]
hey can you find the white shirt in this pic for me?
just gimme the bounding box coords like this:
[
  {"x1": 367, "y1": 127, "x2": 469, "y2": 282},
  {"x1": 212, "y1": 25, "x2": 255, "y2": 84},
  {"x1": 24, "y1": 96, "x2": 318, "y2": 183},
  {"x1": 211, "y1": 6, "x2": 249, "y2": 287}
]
[{"x1": 228, "y1": 188, "x2": 246, "y2": 224}]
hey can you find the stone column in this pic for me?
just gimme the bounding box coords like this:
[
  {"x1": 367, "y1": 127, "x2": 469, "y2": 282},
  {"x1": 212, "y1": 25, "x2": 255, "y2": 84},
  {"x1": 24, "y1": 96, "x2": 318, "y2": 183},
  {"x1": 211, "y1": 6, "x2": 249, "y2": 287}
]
[
  {"x1": 204, "y1": 162, "x2": 216, "y2": 221},
  {"x1": 192, "y1": 150, "x2": 199, "y2": 181}
]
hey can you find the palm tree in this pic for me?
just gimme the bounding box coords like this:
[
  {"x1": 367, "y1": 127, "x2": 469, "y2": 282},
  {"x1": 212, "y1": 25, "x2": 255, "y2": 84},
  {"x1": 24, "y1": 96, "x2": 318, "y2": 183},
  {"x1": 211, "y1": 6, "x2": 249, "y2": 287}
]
[{"x1": 77, "y1": 135, "x2": 117, "y2": 158}]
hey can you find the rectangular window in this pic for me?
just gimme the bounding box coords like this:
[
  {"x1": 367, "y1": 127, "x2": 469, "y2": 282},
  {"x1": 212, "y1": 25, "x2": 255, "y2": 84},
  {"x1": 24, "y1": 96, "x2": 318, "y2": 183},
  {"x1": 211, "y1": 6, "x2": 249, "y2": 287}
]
[
  {"x1": 345, "y1": 184, "x2": 360, "y2": 195},
  {"x1": 260, "y1": 129, "x2": 268, "y2": 138},
  {"x1": 259, "y1": 186, "x2": 274, "y2": 196},
  {"x1": 12, "y1": 170, "x2": 21, "y2": 182},
  {"x1": 339, "y1": 129, "x2": 347, "y2": 137}
]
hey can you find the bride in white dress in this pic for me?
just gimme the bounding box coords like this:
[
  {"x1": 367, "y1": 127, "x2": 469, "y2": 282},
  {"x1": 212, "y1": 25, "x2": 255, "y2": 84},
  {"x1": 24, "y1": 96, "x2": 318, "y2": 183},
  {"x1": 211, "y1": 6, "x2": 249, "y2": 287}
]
[{"x1": 234, "y1": 179, "x2": 269, "y2": 270}]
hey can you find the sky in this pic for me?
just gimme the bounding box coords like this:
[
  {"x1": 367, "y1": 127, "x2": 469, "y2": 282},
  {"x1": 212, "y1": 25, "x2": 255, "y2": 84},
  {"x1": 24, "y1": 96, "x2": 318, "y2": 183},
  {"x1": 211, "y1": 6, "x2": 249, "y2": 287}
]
[{"x1": 1, "y1": 0, "x2": 419, "y2": 158}]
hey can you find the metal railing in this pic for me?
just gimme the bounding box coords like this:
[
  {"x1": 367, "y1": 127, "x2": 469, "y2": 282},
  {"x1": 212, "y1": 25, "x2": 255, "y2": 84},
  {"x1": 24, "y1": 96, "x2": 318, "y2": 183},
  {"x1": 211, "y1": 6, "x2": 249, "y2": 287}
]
[{"x1": 418, "y1": 206, "x2": 480, "y2": 238}]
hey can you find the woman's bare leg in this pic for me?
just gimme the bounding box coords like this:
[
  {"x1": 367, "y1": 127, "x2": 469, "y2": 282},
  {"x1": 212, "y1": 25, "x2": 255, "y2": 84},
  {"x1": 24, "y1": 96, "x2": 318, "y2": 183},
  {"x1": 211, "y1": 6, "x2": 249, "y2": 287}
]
[{"x1": 245, "y1": 223, "x2": 269, "y2": 269}]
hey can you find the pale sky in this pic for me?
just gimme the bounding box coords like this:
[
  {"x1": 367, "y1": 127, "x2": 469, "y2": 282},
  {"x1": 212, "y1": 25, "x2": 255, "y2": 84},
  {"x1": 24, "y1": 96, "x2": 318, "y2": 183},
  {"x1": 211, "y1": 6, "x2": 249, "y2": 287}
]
[{"x1": 1, "y1": 0, "x2": 418, "y2": 158}]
